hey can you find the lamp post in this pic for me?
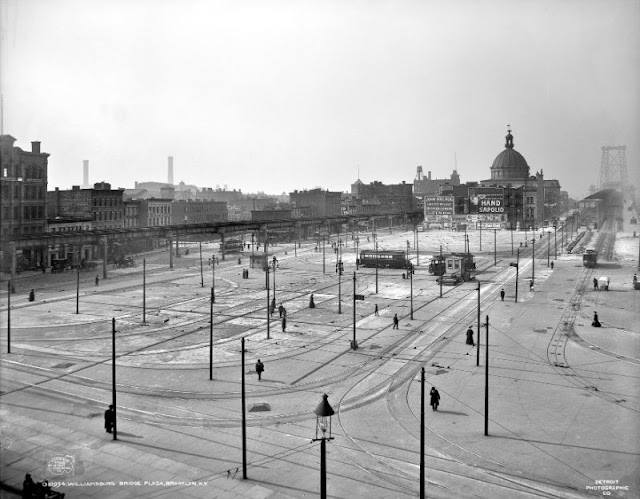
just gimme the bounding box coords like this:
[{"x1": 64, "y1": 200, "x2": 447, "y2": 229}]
[
  {"x1": 7, "y1": 281, "x2": 11, "y2": 353},
  {"x1": 531, "y1": 237, "x2": 535, "y2": 285},
  {"x1": 547, "y1": 231, "x2": 550, "y2": 267},
  {"x1": 312, "y1": 394, "x2": 335, "y2": 499},
  {"x1": 266, "y1": 266, "x2": 271, "y2": 339},
  {"x1": 439, "y1": 245, "x2": 443, "y2": 299},
  {"x1": 554, "y1": 225, "x2": 557, "y2": 259},
  {"x1": 211, "y1": 255, "x2": 216, "y2": 303}
]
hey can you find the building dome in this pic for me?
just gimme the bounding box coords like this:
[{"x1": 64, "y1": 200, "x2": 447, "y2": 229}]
[{"x1": 490, "y1": 128, "x2": 530, "y2": 181}]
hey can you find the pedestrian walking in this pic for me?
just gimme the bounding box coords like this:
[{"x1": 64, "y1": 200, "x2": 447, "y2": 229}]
[
  {"x1": 529, "y1": 280, "x2": 534, "y2": 292},
  {"x1": 466, "y1": 326, "x2": 475, "y2": 346},
  {"x1": 392, "y1": 313, "x2": 399, "y2": 329},
  {"x1": 309, "y1": 294, "x2": 315, "y2": 308},
  {"x1": 104, "y1": 405, "x2": 115, "y2": 433},
  {"x1": 255, "y1": 359, "x2": 264, "y2": 380},
  {"x1": 550, "y1": 261, "x2": 554, "y2": 270},
  {"x1": 28, "y1": 289, "x2": 35, "y2": 302},
  {"x1": 374, "y1": 304, "x2": 379, "y2": 316},
  {"x1": 95, "y1": 275, "x2": 100, "y2": 286},
  {"x1": 500, "y1": 288, "x2": 505, "y2": 301},
  {"x1": 429, "y1": 387, "x2": 440, "y2": 411},
  {"x1": 592, "y1": 311, "x2": 601, "y2": 328},
  {"x1": 278, "y1": 304, "x2": 285, "y2": 318},
  {"x1": 281, "y1": 316, "x2": 287, "y2": 332},
  {"x1": 593, "y1": 277, "x2": 598, "y2": 290}
]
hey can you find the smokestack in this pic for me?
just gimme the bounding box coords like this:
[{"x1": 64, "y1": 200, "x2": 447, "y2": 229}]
[
  {"x1": 31, "y1": 141, "x2": 41, "y2": 154},
  {"x1": 83, "y1": 160, "x2": 89, "y2": 187},
  {"x1": 168, "y1": 156, "x2": 174, "y2": 185}
]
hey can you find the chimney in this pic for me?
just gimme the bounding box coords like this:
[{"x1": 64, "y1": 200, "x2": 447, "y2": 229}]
[
  {"x1": 83, "y1": 160, "x2": 89, "y2": 187},
  {"x1": 168, "y1": 156, "x2": 174, "y2": 185},
  {"x1": 31, "y1": 141, "x2": 41, "y2": 154}
]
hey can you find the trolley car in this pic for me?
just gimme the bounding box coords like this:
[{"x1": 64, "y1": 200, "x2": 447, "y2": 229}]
[
  {"x1": 428, "y1": 253, "x2": 475, "y2": 276},
  {"x1": 220, "y1": 238, "x2": 244, "y2": 253},
  {"x1": 359, "y1": 250, "x2": 409, "y2": 269},
  {"x1": 583, "y1": 249, "x2": 597, "y2": 268}
]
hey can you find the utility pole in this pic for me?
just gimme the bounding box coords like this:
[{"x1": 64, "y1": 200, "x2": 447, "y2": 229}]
[
  {"x1": 76, "y1": 268, "x2": 80, "y2": 314},
  {"x1": 266, "y1": 268, "x2": 270, "y2": 339},
  {"x1": 199, "y1": 242, "x2": 204, "y2": 287},
  {"x1": 410, "y1": 262, "x2": 414, "y2": 320},
  {"x1": 515, "y1": 248, "x2": 520, "y2": 303},
  {"x1": 484, "y1": 315, "x2": 489, "y2": 436},
  {"x1": 375, "y1": 233, "x2": 379, "y2": 294},
  {"x1": 143, "y1": 259, "x2": 146, "y2": 323},
  {"x1": 212, "y1": 255, "x2": 215, "y2": 303},
  {"x1": 420, "y1": 366, "x2": 425, "y2": 499},
  {"x1": 476, "y1": 281, "x2": 480, "y2": 367},
  {"x1": 112, "y1": 317, "x2": 117, "y2": 441},
  {"x1": 6, "y1": 281, "x2": 10, "y2": 353},
  {"x1": 210, "y1": 287, "x2": 214, "y2": 380},
  {"x1": 493, "y1": 229, "x2": 497, "y2": 266},
  {"x1": 241, "y1": 337, "x2": 247, "y2": 479},
  {"x1": 532, "y1": 237, "x2": 535, "y2": 285},
  {"x1": 547, "y1": 231, "x2": 550, "y2": 267},
  {"x1": 439, "y1": 245, "x2": 443, "y2": 298}
]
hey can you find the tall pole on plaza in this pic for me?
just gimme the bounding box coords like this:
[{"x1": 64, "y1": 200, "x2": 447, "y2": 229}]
[
  {"x1": 510, "y1": 225, "x2": 514, "y2": 255},
  {"x1": 338, "y1": 257, "x2": 342, "y2": 314},
  {"x1": 375, "y1": 233, "x2": 379, "y2": 294},
  {"x1": 352, "y1": 272, "x2": 357, "y2": 349},
  {"x1": 493, "y1": 229, "x2": 497, "y2": 266},
  {"x1": 209, "y1": 287, "x2": 214, "y2": 380},
  {"x1": 416, "y1": 228, "x2": 420, "y2": 266},
  {"x1": 484, "y1": 315, "x2": 489, "y2": 436},
  {"x1": 266, "y1": 268, "x2": 270, "y2": 339},
  {"x1": 76, "y1": 268, "x2": 80, "y2": 314},
  {"x1": 554, "y1": 226, "x2": 557, "y2": 259},
  {"x1": 271, "y1": 256, "x2": 277, "y2": 311},
  {"x1": 322, "y1": 238, "x2": 325, "y2": 274},
  {"x1": 532, "y1": 237, "x2": 535, "y2": 285},
  {"x1": 211, "y1": 255, "x2": 215, "y2": 303},
  {"x1": 420, "y1": 366, "x2": 425, "y2": 499},
  {"x1": 410, "y1": 262, "x2": 414, "y2": 320},
  {"x1": 547, "y1": 232, "x2": 550, "y2": 267},
  {"x1": 7, "y1": 281, "x2": 11, "y2": 353},
  {"x1": 143, "y1": 259, "x2": 146, "y2": 323},
  {"x1": 515, "y1": 248, "x2": 520, "y2": 303},
  {"x1": 476, "y1": 281, "x2": 481, "y2": 367},
  {"x1": 199, "y1": 242, "x2": 204, "y2": 287},
  {"x1": 112, "y1": 317, "x2": 117, "y2": 441},
  {"x1": 241, "y1": 337, "x2": 247, "y2": 479},
  {"x1": 439, "y1": 245, "x2": 443, "y2": 298},
  {"x1": 561, "y1": 225, "x2": 564, "y2": 254}
]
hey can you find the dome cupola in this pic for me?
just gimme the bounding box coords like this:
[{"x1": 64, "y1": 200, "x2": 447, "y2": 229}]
[{"x1": 490, "y1": 127, "x2": 530, "y2": 181}]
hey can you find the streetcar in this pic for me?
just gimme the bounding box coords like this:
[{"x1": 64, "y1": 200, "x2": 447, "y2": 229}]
[
  {"x1": 359, "y1": 250, "x2": 409, "y2": 269},
  {"x1": 220, "y1": 238, "x2": 244, "y2": 253},
  {"x1": 428, "y1": 253, "x2": 475, "y2": 276},
  {"x1": 583, "y1": 249, "x2": 597, "y2": 268}
]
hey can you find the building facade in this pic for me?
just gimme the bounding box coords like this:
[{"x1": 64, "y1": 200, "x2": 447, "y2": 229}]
[
  {"x1": 171, "y1": 199, "x2": 228, "y2": 225},
  {"x1": 289, "y1": 188, "x2": 342, "y2": 217},
  {"x1": 0, "y1": 136, "x2": 49, "y2": 270},
  {"x1": 48, "y1": 182, "x2": 125, "y2": 230}
]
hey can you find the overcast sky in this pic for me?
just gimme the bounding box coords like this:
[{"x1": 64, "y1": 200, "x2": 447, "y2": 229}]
[{"x1": 2, "y1": 0, "x2": 639, "y2": 198}]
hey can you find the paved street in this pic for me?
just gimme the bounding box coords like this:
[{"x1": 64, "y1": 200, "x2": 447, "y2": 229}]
[{"x1": 1, "y1": 221, "x2": 639, "y2": 498}]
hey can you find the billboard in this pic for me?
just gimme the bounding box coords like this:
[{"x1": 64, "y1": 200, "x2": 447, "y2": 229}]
[
  {"x1": 424, "y1": 196, "x2": 454, "y2": 218},
  {"x1": 469, "y1": 188, "x2": 505, "y2": 215}
]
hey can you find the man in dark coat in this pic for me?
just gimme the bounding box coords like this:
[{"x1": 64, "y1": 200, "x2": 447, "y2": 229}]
[
  {"x1": 466, "y1": 326, "x2": 475, "y2": 346},
  {"x1": 281, "y1": 316, "x2": 287, "y2": 332},
  {"x1": 392, "y1": 314, "x2": 399, "y2": 329},
  {"x1": 592, "y1": 312, "x2": 601, "y2": 327},
  {"x1": 430, "y1": 387, "x2": 440, "y2": 411},
  {"x1": 255, "y1": 359, "x2": 264, "y2": 380},
  {"x1": 309, "y1": 294, "x2": 315, "y2": 308},
  {"x1": 278, "y1": 304, "x2": 285, "y2": 318},
  {"x1": 500, "y1": 288, "x2": 505, "y2": 301},
  {"x1": 104, "y1": 405, "x2": 115, "y2": 433},
  {"x1": 28, "y1": 289, "x2": 35, "y2": 302},
  {"x1": 22, "y1": 473, "x2": 35, "y2": 498}
]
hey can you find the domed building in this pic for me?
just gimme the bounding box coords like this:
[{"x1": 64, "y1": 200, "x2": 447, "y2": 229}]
[{"x1": 476, "y1": 128, "x2": 563, "y2": 229}]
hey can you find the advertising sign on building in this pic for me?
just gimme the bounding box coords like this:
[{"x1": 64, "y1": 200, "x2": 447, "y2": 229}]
[
  {"x1": 423, "y1": 196, "x2": 454, "y2": 218},
  {"x1": 469, "y1": 188, "x2": 505, "y2": 214}
]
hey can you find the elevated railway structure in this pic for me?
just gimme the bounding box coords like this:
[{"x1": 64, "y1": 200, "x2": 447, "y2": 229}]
[{"x1": 1, "y1": 211, "x2": 423, "y2": 280}]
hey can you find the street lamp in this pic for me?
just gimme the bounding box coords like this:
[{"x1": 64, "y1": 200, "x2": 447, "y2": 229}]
[
  {"x1": 409, "y1": 261, "x2": 414, "y2": 320},
  {"x1": 312, "y1": 394, "x2": 335, "y2": 499}
]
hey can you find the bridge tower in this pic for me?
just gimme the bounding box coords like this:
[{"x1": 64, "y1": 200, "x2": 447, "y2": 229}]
[{"x1": 599, "y1": 145, "x2": 627, "y2": 189}]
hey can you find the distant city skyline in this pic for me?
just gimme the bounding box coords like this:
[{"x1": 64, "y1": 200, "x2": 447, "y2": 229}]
[{"x1": 2, "y1": 0, "x2": 638, "y2": 198}]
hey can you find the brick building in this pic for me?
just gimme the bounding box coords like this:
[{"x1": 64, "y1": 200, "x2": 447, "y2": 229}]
[
  {"x1": 289, "y1": 188, "x2": 342, "y2": 217},
  {"x1": 48, "y1": 182, "x2": 125, "y2": 230},
  {"x1": 171, "y1": 199, "x2": 228, "y2": 224}
]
